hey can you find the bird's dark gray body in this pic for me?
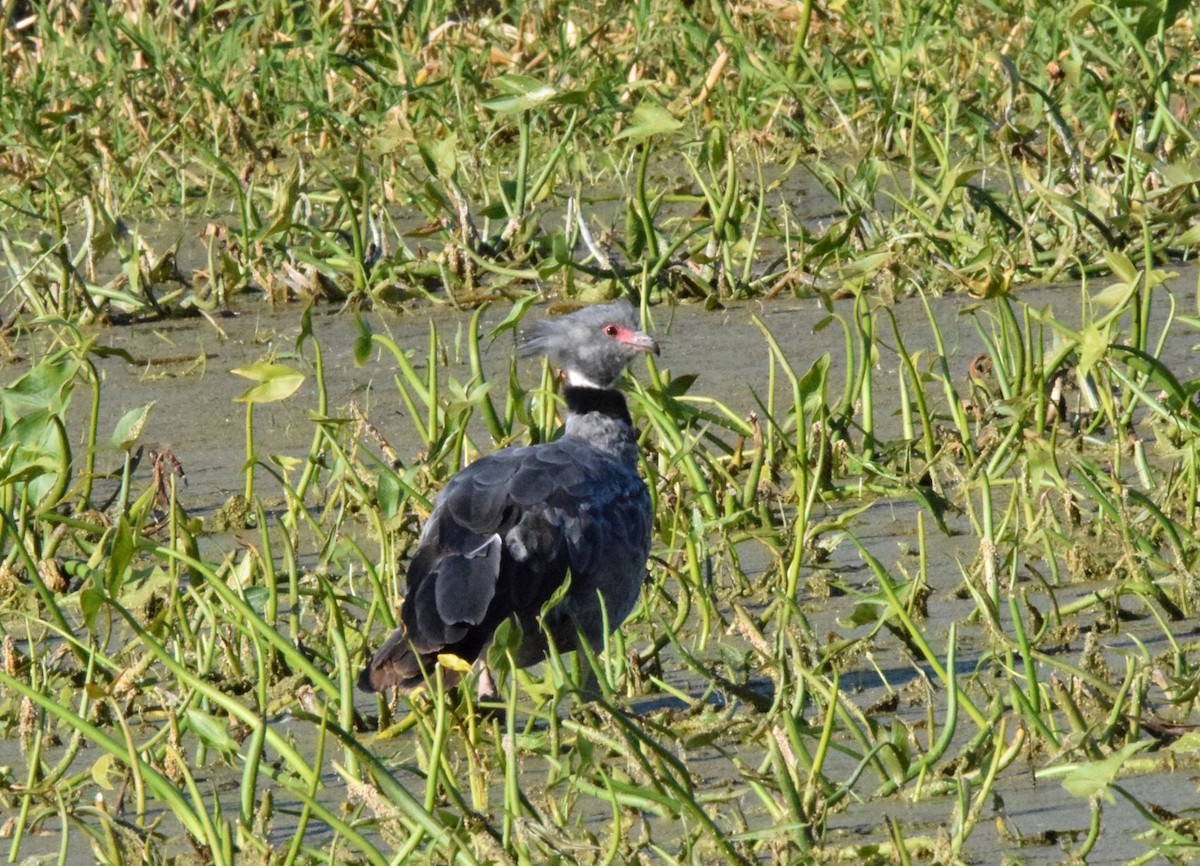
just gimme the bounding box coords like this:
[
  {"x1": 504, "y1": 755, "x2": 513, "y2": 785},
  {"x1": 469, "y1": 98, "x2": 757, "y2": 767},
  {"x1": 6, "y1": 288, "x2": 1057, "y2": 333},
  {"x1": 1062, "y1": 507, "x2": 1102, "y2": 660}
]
[{"x1": 359, "y1": 300, "x2": 657, "y2": 693}]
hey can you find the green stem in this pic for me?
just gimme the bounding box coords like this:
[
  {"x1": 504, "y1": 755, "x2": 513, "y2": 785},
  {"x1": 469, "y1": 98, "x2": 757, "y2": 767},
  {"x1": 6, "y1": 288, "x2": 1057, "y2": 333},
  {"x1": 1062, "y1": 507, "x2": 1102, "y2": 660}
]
[
  {"x1": 785, "y1": 0, "x2": 814, "y2": 79},
  {"x1": 243, "y1": 402, "x2": 254, "y2": 504}
]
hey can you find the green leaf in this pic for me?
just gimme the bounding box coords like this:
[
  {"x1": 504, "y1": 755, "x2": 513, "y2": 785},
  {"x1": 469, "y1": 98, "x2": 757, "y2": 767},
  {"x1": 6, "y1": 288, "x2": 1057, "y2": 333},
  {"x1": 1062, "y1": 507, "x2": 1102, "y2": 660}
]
[
  {"x1": 107, "y1": 517, "x2": 136, "y2": 596},
  {"x1": 353, "y1": 315, "x2": 374, "y2": 366},
  {"x1": 1061, "y1": 741, "x2": 1149, "y2": 802},
  {"x1": 550, "y1": 231, "x2": 571, "y2": 266},
  {"x1": 1174, "y1": 222, "x2": 1200, "y2": 248},
  {"x1": 1135, "y1": 0, "x2": 1190, "y2": 43},
  {"x1": 1100, "y1": 250, "x2": 1138, "y2": 286},
  {"x1": 487, "y1": 293, "x2": 541, "y2": 342},
  {"x1": 438, "y1": 653, "x2": 473, "y2": 674},
  {"x1": 663, "y1": 374, "x2": 698, "y2": 398},
  {"x1": 1158, "y1": 159, "x2": 1200, "y2": 191},
  {"x1": 296, "y1": 304, "x2": 314, "y2": 350},
  {"x1": 1110, "y1": 344, "x2": 1189, "y2": 413},
  {"x1": 534, "y1": 256, "x2": 563, "y2": 280},
  {"x1": 482, "y1": 75, "x2": 559, "y2": 114},
  {"x1": 797, "y1": 353, "x2": 831, "y2": 418},
  {"x1": 418, "y1": 133, "x2": 458, "y2": 179},
  {"x1": 241, "y1": 585, "x2": 269, "y2": 615},
  {"x1": 118, "y1": 568, "x2": 175, "y2": 615},
  {"x1": 0, "y1": 351, "x2": 78, "y2": 424},
  {"x1": 231, "y1": 363, "x2": 305, "y2": 404},
  {"x1": 0, "y1": 411, "x2": 71, "y2": 507},
  {"x1": 490, "y1": 618, "x2": 522, "y2": 656},
  {"x1": 845, "y1": 597, "x2": 889, "y2": 627},
  {"x1": 616, "y1": 102, "x2": 683, "y2": 141},
  {"x1": 186, "y1": 708, "x2": 239, "y2": 754},
  {"x1": 377, "y1": 468, "x2": 401, "y2": 521},
  {"x1": 110, "y1": 402, "x2": 154, "y2": 452},
  {"x1": 91, "y1": 752, "x2": 117, "y2": 790},
  {"x1": 489, "y1": 73, "x2": 550, "y2": 96},
  {"x1": 367, "y1": 111, "x2": 411, "y2": 156},
  {"x1": 1076, "y1": 323, "x2": 1108, "y2": 378},
  {"x1": 80, "y1": 587, "x2": 105, "y2": 632},
  {"x1": 1167, "y1": 731, "x2": 1200, "y2": 755},
  {"x1": 479, "y1": 200, "x2": 508, "y2": 220}
]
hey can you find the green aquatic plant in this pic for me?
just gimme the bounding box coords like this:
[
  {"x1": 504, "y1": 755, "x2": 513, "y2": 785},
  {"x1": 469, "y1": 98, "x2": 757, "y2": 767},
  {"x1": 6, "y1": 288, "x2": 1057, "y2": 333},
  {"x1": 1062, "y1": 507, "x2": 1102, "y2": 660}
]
[
  {"x1": 0, "y1": 281, "x2": 1198, "y2": 863},
  {"x1": 0, "y1": 2, "x2": 1199, "y2": 860},
  {"x1": 2, "y1": 0, "x2": 1198, "y2": 321}
]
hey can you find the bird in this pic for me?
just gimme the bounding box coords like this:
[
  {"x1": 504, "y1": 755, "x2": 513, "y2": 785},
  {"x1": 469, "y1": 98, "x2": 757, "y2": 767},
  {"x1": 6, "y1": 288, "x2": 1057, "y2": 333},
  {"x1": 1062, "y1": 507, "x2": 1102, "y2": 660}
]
[{"x1": 359, "y1": 299, "x2": 659, "y2": 698}]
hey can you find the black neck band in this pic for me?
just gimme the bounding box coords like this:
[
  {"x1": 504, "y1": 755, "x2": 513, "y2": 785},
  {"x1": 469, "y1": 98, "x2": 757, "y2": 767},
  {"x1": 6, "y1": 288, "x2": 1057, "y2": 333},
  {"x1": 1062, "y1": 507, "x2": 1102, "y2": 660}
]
[{"x1": 563, "y1": 386, "x2": 632, "y2": 425}]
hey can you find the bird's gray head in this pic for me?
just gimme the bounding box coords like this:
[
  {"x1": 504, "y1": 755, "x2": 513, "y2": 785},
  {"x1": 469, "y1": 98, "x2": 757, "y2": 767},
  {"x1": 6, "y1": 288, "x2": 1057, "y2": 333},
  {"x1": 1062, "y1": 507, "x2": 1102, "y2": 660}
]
[{"x1": 518, "y1": 299, "x2": 659, "y2": 388}]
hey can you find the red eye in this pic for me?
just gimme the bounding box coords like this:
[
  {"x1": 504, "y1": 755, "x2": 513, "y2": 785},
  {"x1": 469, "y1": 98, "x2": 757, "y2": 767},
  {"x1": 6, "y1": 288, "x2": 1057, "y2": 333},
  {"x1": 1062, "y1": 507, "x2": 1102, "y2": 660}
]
[{"x1": 604, "y1": 324, "x2": 619, "y2": 337}]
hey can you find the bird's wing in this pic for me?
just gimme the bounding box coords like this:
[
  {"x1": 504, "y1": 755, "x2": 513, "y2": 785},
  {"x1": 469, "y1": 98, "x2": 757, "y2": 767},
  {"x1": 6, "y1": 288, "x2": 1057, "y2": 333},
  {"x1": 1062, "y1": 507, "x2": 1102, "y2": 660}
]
[{"x1": 401, "y1": 439, "x2": 645, "y2": 657}]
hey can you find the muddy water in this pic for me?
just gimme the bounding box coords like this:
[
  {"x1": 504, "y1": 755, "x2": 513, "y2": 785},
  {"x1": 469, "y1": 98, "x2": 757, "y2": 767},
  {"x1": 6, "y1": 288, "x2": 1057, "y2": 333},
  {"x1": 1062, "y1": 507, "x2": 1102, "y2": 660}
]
[
  {"x1": 70, "y1": 286, "x2": 957, "y2": 514},
  {"x1": 5, "y1": 263, "x2": 1200, "y2": 863}
]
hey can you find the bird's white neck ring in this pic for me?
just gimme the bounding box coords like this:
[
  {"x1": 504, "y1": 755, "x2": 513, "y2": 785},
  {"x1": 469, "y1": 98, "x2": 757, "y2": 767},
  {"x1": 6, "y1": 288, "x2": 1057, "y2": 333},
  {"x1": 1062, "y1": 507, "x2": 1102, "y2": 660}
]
[{"x1": 565, "y1": 369, "x2": 604, "y2": 389}]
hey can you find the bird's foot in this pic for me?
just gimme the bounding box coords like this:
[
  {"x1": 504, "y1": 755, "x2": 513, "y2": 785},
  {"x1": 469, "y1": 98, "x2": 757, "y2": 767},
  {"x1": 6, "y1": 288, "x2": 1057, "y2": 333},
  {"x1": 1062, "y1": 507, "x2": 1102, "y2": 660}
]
[{"x1": 475, "y1": 665, "x2": 501, "y2": 703}]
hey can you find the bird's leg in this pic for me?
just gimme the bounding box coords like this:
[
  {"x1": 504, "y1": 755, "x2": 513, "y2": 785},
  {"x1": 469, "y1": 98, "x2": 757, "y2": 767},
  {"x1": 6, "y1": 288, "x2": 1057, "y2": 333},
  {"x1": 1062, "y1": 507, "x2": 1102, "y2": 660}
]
[{"x1": 474, "y1": 661, "x2": 501, "y2": 704}]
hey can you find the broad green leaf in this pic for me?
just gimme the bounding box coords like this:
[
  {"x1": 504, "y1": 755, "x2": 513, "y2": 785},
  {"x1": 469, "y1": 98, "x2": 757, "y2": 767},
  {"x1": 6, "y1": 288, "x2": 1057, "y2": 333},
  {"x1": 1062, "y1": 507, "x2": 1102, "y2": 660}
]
[
  {"x1": 231, "y1": 363, "x2": 305, "y2": 404},
  {"x1": 488, "y1": 73, "x2": 551, "y2": 97},
  {"x1": 534, "y1": 256, "x2": 563, "y2": 280},
  {"x1": 1135, "y1": 0, "x2": 1190, "y2": 43},
  {"x1": 296, "y1": 304, "x2": 314, "y2": 351},
  {"x1": 1167, "y1": 731, "x2": 1200, "y2": 755},
  {"x1": 91, "y1": 752, "x2": 117, "y2": 790},
  {"x1": 482, "y1": 87, "x2": 558, "y2": 114},
  {"x1": 1062, "y1": 741, "x2": 1149, "y2": 802},
  {"x1": 798, "y1": 353, "x2": 831, "y2": 418},
  {"x1": 0, "y1": 411, "x2": 71, "y2": 507},
  {"x1": 663, "y1": 374, "x2": 698, "y2": 399},
  {"x1": 1076, "y1": 323, "x2": 1108, "y2": 377},
  {"x1": 1110, "y1": 344, "x2": 1188, "y2": 412},
  {"x1": 118, "y1": 568, "x2": 175, "y2": 615},
  {"x1": 1090, "y1": 278, "x2": 1137, "y2": 312},
  {"x1": 0, "y1": 351, "x2": 78, "y2": 423},
  {"x1": 258, "y1": 164, "x2": 300, "y2": 239},
  {"x1": 368, "y1": 111, "x2": 411, "y2": 156},
  {"x1": 550, "y1": 231, "x2": 571, "y2": 266},
  {"x1": 271, "y1": 454, "x2": 302, "y2": 474},
  {"x1": 490, "y1": 618, "x2": 522, "y2": 656},
  {"x1": 1158, "y1": 159, "x2": 1200, "y2": 191},
  {"x1": 841, "y1": 251, "x2": 893, "y2": 281},
  {"x1": 1024, "y1": 438, "x2": 1065, "y2": 491},
  {"x1": 418, "y1": 133, "x2": 458, "y2": 179},
  {"x1": 616, "y1": 102, "x2": 683, "y2": 141},
  {"x1": 241, "y1": 585, "x2": 269, "y2": 615},
  {"x1": 110, "y1": 402, "x2": 154, "y2": 452},
  {"x1": 483, "y1": 75, "x2": 552, "y2": 110},
  {"x1": 1175, "y1": 223, "x2": 1200, "y2": 248},
  {"x1": 1100, "y1": 250, "x2": 1137, "y2": 286}
]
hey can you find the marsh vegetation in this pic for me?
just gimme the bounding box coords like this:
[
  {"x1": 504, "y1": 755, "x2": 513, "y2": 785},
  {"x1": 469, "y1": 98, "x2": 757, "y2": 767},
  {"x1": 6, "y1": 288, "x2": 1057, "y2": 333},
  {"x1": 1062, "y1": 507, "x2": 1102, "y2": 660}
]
[{"x1": 2, "y1": 1, "x2": 1200, "y2": 864}]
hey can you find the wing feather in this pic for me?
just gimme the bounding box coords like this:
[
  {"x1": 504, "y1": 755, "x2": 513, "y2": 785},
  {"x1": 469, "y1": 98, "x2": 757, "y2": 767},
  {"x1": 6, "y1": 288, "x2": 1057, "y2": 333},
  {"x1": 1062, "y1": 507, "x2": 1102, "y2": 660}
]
[{"x1": 361, "y1": 438, "x2": 650, "y2": 692}]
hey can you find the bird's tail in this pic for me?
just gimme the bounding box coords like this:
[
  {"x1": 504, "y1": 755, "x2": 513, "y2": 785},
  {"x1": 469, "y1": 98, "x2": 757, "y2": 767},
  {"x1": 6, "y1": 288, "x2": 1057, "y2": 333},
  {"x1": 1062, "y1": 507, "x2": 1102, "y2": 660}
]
[{"x1": 358, "y1": 628, "x2": 440, "y2": 693}]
